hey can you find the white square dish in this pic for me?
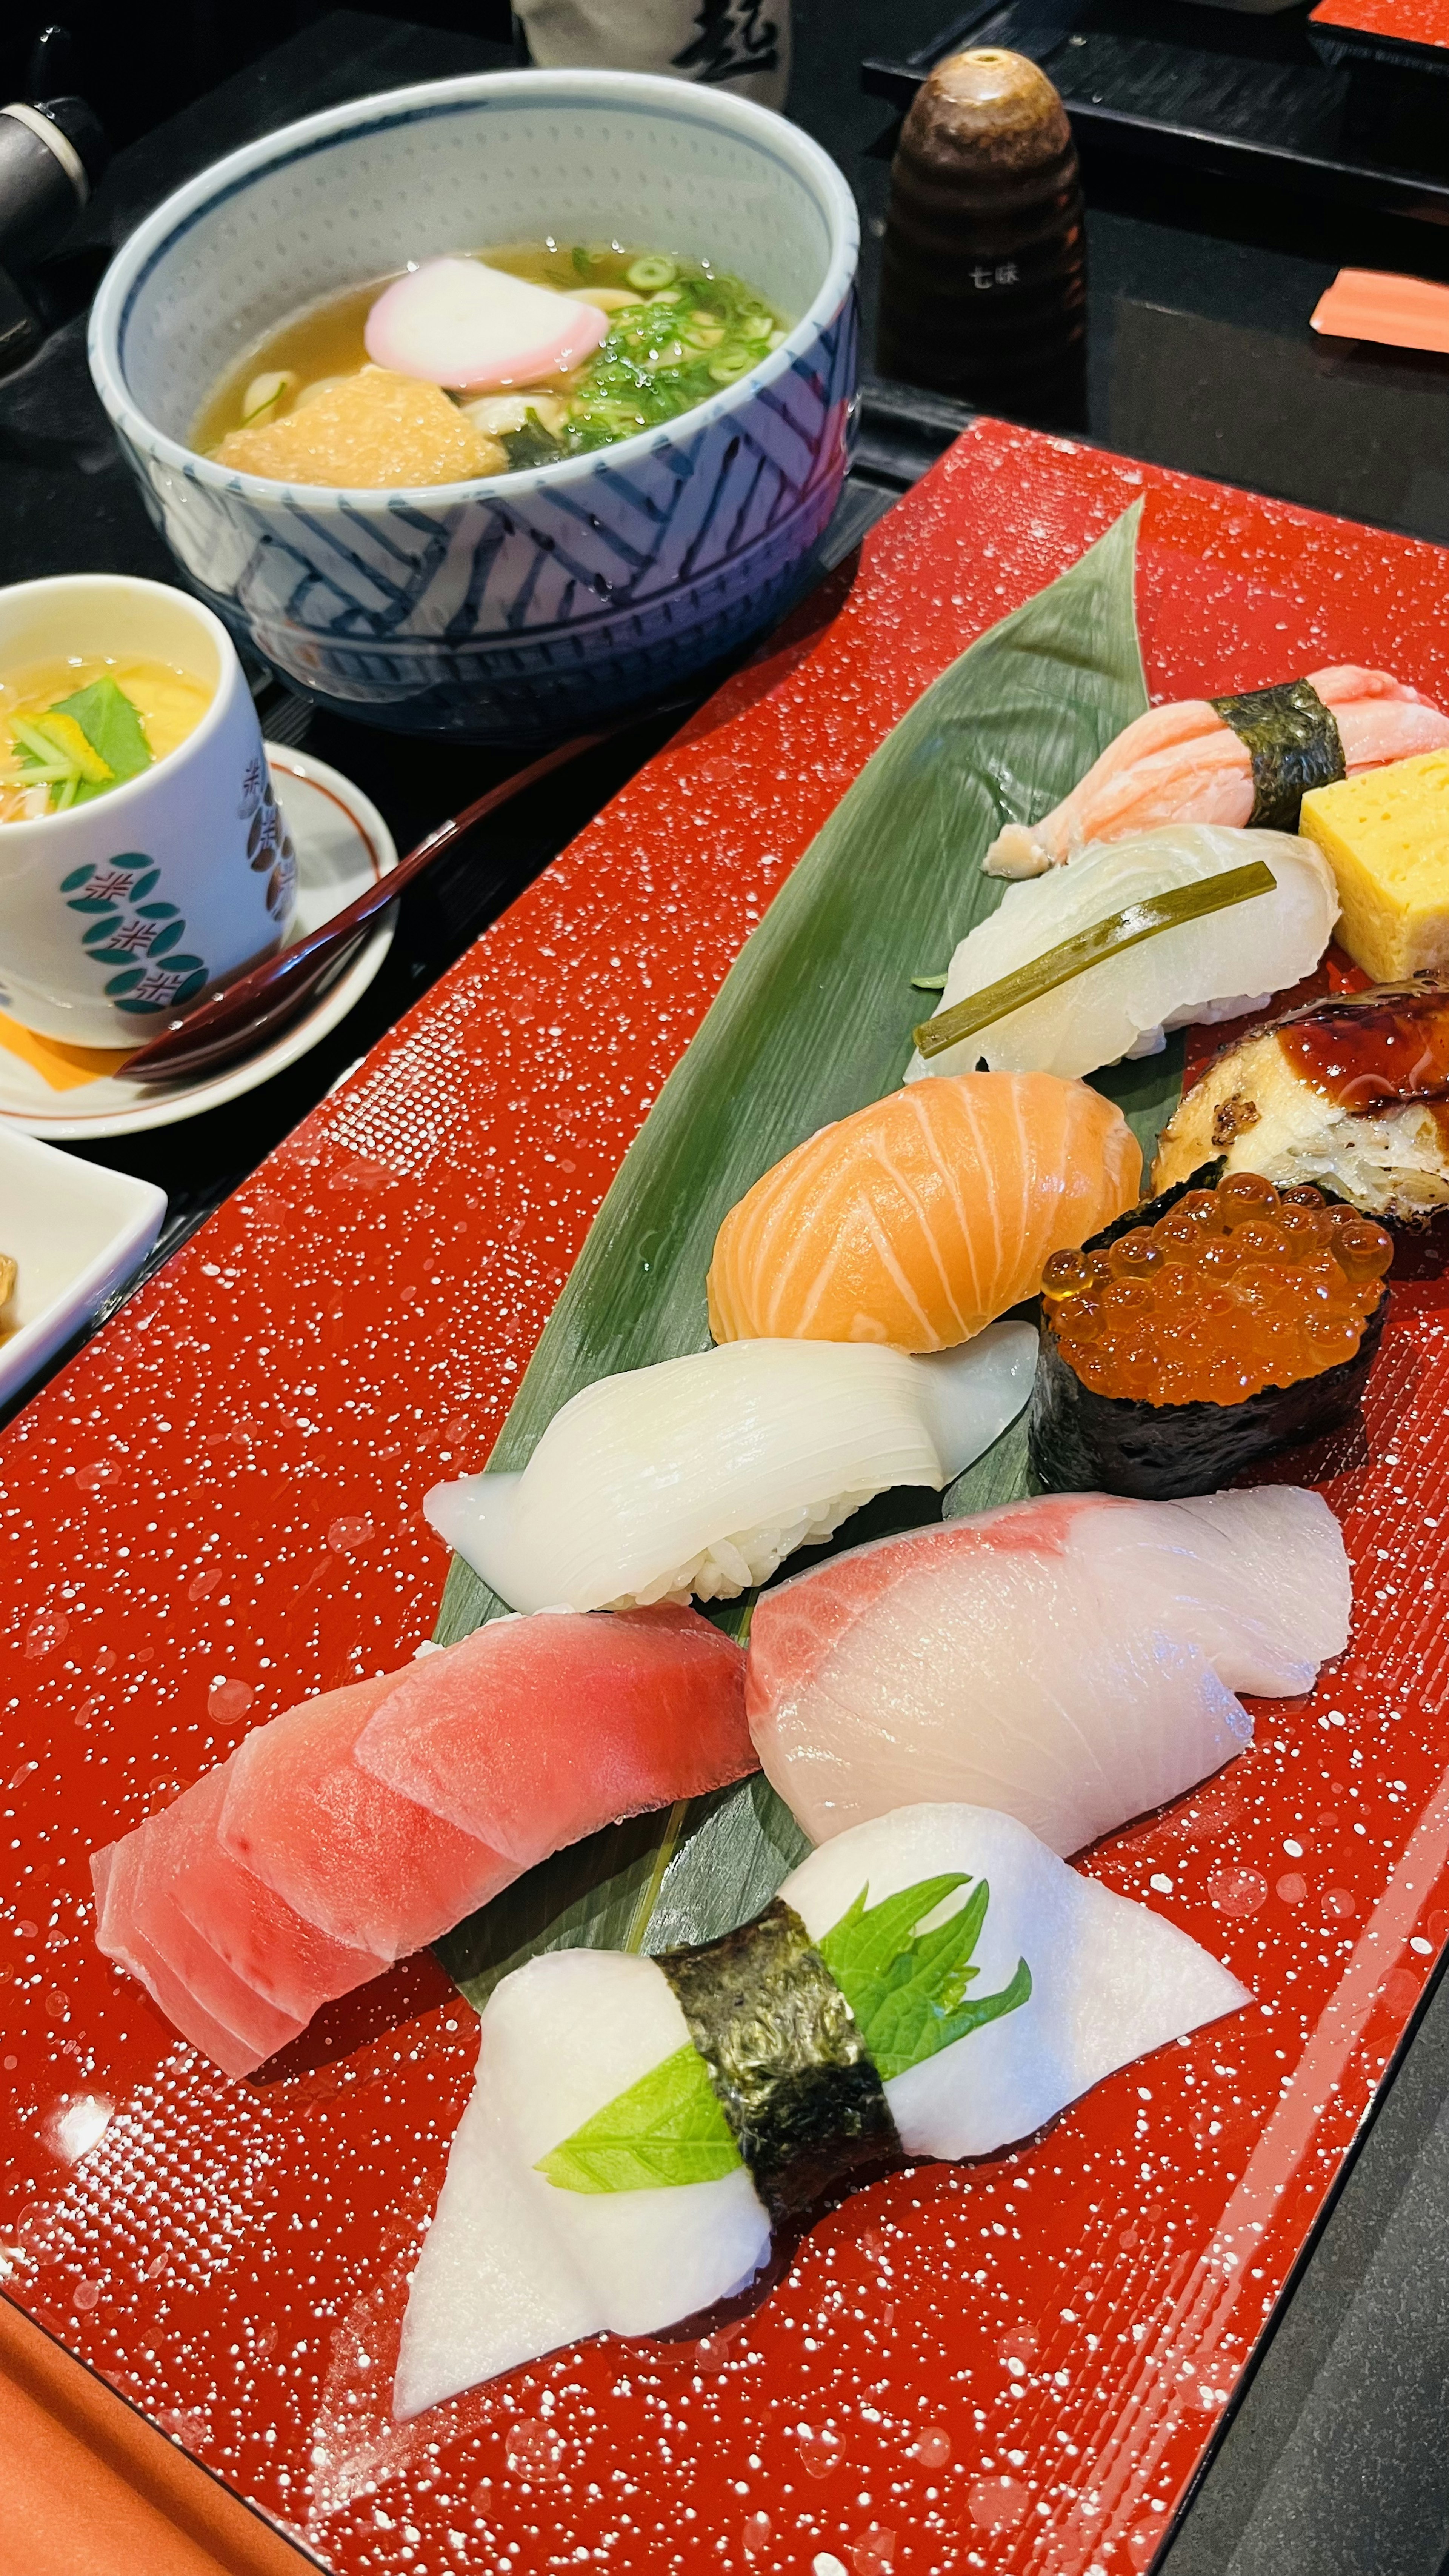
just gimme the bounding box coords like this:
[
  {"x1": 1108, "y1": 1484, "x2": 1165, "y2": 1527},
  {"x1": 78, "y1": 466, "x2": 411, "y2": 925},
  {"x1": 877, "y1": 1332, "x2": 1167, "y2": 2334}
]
[{"x1": 0, "y1": 1130, "x2": 166, "y2": 1406}]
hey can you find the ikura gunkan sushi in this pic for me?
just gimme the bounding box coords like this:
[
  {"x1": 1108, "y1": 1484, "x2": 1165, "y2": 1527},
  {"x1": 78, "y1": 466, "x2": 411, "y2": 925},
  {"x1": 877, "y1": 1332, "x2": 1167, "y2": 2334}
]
[
  {"x1": 746, "y1": 1486, "x2": 1349, "y2": 1857},
  {"x1": 393, "y1": 1802, "x2": 1249, "y2": 2416},
  {"x1": 1030, "y1": 1167, "x2": 1392, "y2": 1499},
  {"x1": 706, "y1": 1072, "x2": 1141, "y2": 1352},
  {"x1": 92, "y1": 1606, "x2": 752, "y2": 2076},
  {"x1": 983, "y1": 668, "x2": 1449, "y2": 878},
  {"x1": 426, "y1": 1327, "x2": 1037, "y2": 1614}
]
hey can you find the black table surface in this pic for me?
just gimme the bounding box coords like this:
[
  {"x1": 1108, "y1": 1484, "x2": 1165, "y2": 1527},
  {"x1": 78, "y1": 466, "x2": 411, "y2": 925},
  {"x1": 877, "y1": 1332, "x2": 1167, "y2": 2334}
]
[{"x1": 5, "y1": 11, "x2": 1449, "y2": 2573}]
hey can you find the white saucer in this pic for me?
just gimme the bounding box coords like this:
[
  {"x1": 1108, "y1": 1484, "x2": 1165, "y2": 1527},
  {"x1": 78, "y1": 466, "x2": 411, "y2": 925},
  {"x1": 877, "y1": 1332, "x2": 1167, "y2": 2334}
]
[{"x1": 0, "y1": 746, "x2": 398, "y2": 1140}]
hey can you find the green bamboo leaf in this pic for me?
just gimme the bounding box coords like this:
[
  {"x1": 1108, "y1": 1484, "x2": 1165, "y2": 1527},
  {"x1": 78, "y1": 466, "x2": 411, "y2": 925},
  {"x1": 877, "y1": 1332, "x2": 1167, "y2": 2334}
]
[
  {"x1": 435, "y1": 504, "x2": 1153, "y2": 1999},
  {"x1": 537, "y1": 2043, "x2": 741, "y2": 2193}
]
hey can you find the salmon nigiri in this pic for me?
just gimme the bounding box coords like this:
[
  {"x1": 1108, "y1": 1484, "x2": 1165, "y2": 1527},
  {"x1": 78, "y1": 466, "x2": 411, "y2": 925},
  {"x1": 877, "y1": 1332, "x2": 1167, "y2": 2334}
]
[
  {"x1": 986, "y1": 667, "x2": 1449, "y2": 877},
  {"x1": 706, "y1": 1072, "x2": 1140, "y2": 1352}
]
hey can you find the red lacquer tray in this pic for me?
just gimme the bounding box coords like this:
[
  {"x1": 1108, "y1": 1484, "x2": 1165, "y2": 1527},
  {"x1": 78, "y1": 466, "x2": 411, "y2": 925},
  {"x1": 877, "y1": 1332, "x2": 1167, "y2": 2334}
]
[
  {"x1": 5, "y1": 419, "x2": 1449, "y2": 2576},
  {"x1": 1310, "y1": 0, "x2": 1449, "y2": 56}
]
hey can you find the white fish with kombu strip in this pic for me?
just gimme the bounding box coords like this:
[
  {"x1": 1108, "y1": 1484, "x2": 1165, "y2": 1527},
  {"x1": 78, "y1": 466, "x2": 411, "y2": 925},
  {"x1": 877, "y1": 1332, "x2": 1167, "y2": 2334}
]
[
  {"x1": 392, "y1": 1803, "x2": 1248, "y2": 2416},
  {"x1": 907, "y1": 824, "x2": 1337, "y2": 1082}
]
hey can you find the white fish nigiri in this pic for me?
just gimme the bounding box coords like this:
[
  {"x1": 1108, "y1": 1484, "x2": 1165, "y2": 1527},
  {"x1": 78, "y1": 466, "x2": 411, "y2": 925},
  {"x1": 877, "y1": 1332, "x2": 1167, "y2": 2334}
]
[
  {"x1": 906, "y1": 824, "x2": 1338, "y2": 1082},
  {"x1": 426, "y1": 1325, "x2": 1037, "y2": 1613},
  {"x1": 748, "y1": 1486, "x2": 1349, "y2": 1853},
  {"x1": 394, "y1": 1802, "x2": 1249, "y2": 2417}
]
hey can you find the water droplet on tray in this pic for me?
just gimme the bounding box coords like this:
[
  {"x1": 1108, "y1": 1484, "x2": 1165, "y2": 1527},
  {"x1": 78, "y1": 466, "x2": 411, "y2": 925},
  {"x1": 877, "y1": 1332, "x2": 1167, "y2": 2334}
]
[
  {"x1": 907, "y1": 2425, "x2": 951, "y2": 2469},
  {"x1": 327, "y1": 1516, "x2": 376, "y2": 1553},
  {"x1": 208, "y1": 1679, "x2": 254, "y2": 1725},
  {"x1": 968, "y1": 2474, "x2": 1030, "y2": 2533},
  {"x1": 851, "y1": 2526, "x2": 896, "y2": 2572},
  {"x1": 504, "y1": 2419, "x2": 565, "y2": 2482},
  {"x1": 1208, "y1": 1865, "x2": 1269, "y2": 1918},
  {"x1": 798, "y1": 2424, "x2": 843, "y2": 2478}
]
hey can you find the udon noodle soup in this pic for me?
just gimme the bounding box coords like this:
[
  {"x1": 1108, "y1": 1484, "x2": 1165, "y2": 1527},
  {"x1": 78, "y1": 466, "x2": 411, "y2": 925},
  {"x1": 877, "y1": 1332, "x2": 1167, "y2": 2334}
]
[{"x1": 196, "y1": 242, "x2": 789, "y2": 492}]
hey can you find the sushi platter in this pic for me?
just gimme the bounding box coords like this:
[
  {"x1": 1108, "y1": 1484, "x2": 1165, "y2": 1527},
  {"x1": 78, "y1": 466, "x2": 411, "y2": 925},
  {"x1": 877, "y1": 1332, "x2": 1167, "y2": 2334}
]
[{"x1": 7, "y1": 412, "x2": 1449, "y2": 2576}]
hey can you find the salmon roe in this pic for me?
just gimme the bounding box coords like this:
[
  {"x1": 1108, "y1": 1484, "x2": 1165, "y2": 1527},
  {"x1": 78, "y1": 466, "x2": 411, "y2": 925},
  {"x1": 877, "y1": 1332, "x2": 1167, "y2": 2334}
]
[{"x1": 1040, "y1": 1179, "x2": 1391, "y2": 1408}]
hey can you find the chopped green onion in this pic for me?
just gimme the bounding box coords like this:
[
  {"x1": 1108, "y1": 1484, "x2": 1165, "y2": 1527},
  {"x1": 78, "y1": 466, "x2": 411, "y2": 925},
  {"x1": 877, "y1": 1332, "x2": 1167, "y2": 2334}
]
[
  {"x1": 628, "y1": 254, "x2": 678, "y2": 290},
  {"x1": 911, "y1": 859, "x2": 1278, "y2": 1060},
  {"x1": 910, "y1": 972, "x2": 948, "y2": 992},
  {"x1": 708, "y1": 347, "x2": 752, "y2": 383}
]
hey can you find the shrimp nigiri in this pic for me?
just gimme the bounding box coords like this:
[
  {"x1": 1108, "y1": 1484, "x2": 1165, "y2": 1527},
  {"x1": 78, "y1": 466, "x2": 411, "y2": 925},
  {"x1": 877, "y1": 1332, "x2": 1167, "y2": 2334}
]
[{"x1": 986, "y1": 667, "x2": 1449, "y2": 878}]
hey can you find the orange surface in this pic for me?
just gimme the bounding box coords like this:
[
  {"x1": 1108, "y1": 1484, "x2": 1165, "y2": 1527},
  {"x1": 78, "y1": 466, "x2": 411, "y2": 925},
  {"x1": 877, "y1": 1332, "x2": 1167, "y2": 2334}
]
[
  {"x1": 0, "y1": 2291, "x2": 308, "y2": 2574},
  {"x1": 0, "y1": 1009, "x2": 131, "y2": 1090},
  {"x1": 1311, "y1": 269, "x2": 1449, "y2": 357}
]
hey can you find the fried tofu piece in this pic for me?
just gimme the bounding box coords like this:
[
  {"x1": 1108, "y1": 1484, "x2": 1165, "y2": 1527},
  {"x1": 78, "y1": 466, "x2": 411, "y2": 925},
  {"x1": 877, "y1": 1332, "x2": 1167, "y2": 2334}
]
[{"x1": 214, "y1": 369, "x2": 505, "y2": 489}]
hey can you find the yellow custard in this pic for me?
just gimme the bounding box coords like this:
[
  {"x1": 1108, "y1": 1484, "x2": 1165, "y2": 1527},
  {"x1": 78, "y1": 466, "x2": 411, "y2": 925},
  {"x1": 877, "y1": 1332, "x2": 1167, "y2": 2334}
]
[{"x1": 0, "y1": 653, "x2": 212, "y2": 823}]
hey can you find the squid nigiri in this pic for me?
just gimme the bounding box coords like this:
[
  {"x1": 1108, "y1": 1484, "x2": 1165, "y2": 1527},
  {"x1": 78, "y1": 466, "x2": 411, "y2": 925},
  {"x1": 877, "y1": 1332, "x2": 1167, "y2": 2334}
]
[
  {"x1": 907, "y1": 825, "x2": 1337, "y2": 1083},
  {"x1": 746, "y1": 1485, "x2": 1349, "y2": 1855},
  {"x1": 706, "y1": 1072, "x2": 1140, "y2": 1352},
  {"x1": 393, "y1": 1801, "x2": 1249, "y2": 2415},
  {"x1": 985, "y1": 667, "x2": 1449, "y2": 878},
  {"x1": 425, "y1": 1327, "x2": 1038, "y2": 1615}
]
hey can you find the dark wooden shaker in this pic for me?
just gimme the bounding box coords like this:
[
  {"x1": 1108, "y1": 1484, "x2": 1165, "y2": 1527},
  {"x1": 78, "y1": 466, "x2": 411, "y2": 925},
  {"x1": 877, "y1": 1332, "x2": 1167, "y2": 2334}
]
[{"x1": 877, "y1": 49, "x2": 1086, "y2": 427}]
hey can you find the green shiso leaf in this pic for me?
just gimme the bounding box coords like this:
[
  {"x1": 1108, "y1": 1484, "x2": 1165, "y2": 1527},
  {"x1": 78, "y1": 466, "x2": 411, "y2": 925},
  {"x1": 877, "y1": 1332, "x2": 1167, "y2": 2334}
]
[
  {"x1": 911, "y1": 859, "x2": 1278, "y2": 1061},
  {"x1": 435, "y1": 502, "x2": 1154, "y2": 2005},
  {"x1": 817, "y1": 1875, "x2": 1031, "y2": 2082},
  {"x1": 57, "y1": 675, "x2": 154, "y2": 793},
  {"x1": 536, "y1": 2042, "x2": 741, "y2": 2194}
]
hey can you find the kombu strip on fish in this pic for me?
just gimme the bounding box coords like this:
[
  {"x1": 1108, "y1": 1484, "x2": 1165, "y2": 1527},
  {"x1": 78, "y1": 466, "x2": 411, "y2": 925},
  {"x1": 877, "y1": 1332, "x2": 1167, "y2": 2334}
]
[
  {"x1": 1209, "y1": 678, "x2": 1345, "y2": 831},
  {"x1": 656, "y1": 1898, "x2": 901, "y2": 2222}
]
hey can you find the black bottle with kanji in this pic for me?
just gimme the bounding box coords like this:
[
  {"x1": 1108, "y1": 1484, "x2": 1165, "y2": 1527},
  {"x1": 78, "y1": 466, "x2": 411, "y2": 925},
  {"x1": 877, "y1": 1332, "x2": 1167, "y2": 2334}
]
[{"x1": 877, "y1": 48, "x2": 1086, "y2": 430}]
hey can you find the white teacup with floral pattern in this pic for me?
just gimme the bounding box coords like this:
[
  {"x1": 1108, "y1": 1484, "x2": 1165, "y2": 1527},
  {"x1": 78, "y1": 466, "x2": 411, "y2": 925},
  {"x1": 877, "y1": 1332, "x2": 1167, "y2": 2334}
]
[{"x1": 0, "y1": 575, "x2": 293, "y2": 1047}]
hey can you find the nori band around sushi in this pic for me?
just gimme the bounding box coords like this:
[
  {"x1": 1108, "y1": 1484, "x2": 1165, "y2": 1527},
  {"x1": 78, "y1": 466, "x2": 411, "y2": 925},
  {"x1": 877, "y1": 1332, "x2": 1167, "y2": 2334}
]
[
  {"x1": 1209, "y1": 678, "x2": 1346, "y2": 832},
  {"x1": 655, "y1": 1898, "x2": 901, "y2": 2222},
  {"x1": 1028, "y1": 1160, "x2": 1389, "y2": 1500}
]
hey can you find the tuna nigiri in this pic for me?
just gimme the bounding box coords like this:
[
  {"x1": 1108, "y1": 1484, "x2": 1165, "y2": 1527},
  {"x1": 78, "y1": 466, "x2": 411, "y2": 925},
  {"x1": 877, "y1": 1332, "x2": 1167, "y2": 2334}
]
[
  {"x1": 907, "y1": 826, "x2": 1337, "y2": 1083},
  {"x1": 706, "y1": 1072, "x2": 1141, "y2": 1352},
  {"x1": 425, "y1": 1326, "x2": 1038, "y2": 1615},
  {"x1": 985, "y1": 667, "x2": 1449, "y2": 878},
  {"x1": 747, "y1": 1486, "x2": 1349, "y2": 1855},
  {"x1": 92, "y1": 1605, "x2": 752, "y2": 2076},
  {"x1": 394, "y1": 1801, "x2": 1248, "y2": 2415}
]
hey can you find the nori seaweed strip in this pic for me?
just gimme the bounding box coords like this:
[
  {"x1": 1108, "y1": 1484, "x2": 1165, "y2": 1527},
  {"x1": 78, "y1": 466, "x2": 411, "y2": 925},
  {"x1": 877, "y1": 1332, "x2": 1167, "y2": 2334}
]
[
  {"x1": 655, "y1": 1899, "x2": 901, "y2": 2222},
  {"x1": 1028, "y1": 1160, "x2": 1388, "y2": 1499},
  {"x1": 1209, "y1": 679, "x2": 1345, "y2": 832}
]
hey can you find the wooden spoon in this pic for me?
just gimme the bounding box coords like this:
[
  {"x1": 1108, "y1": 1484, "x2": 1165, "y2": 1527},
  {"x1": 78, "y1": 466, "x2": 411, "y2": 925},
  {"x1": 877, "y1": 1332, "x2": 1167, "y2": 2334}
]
[{"x1": 120, "y1": 726, "x2": 618, "y2": 1086}]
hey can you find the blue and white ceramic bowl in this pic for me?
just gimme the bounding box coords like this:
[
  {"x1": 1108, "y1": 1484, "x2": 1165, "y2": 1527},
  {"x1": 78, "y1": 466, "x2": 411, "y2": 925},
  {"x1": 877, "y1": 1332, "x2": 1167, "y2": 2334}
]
[{"x1": 88, "y1": 71, "x2": 860, "y2": 743}]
